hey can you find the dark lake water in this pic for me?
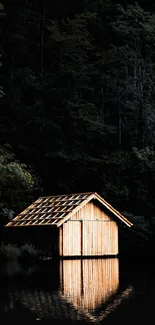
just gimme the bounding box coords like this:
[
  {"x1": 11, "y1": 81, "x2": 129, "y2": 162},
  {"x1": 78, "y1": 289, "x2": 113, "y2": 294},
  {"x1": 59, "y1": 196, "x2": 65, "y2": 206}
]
[{"x1": 1, "y1": 258, "x2": 155, "y2": 324}]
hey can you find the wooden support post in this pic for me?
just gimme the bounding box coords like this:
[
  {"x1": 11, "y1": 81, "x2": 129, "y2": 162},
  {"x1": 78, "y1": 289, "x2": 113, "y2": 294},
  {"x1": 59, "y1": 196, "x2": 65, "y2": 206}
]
[{"x1": 81, "y1": 220, "x2": 83, "y2": 256}]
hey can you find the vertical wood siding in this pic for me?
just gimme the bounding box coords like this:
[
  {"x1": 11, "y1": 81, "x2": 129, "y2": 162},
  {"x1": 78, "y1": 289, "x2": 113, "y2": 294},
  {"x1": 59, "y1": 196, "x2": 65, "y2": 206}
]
[
  {"x1": 60, "y1": 258, "x2": 119, "y2": 312},
  {"x1": 59, "y1": 201, "x2": 118, "y2": 256},
  {"x1": 62, "y1": 220, "x2": 81, "y2": 256}
]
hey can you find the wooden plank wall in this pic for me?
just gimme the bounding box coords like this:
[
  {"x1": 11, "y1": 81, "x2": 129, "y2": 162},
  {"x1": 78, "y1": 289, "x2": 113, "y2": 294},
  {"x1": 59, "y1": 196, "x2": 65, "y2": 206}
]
[
  {"x1": 62, "y1": 221, "x2": 81, "y2": 256},
  {"x1": 59, "y1": 201, "x2": 118, "y2": 256},
  {"x1": 60, "y1": 258, "x2": 119, "y2": 312},
  {"x1": 82, "y1": 220, "x2": 118, "y2": 256}
]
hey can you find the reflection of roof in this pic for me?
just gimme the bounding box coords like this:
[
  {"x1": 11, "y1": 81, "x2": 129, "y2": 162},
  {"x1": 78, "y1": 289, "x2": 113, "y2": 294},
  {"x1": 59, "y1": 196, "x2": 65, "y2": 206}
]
[
  {"x1": 4, "y1": 285, "x2": 134, "y2": 323},
  {"x1": 5, "y1": 288, "x2": 86, "y2": 321},
  {"x1": 5, "y1": 192, "x2": 133, "y2": 228}
]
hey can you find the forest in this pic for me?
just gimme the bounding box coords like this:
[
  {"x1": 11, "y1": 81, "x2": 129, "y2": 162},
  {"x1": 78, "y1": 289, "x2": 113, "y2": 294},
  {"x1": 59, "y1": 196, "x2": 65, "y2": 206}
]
[{"x1": 0, "y1": 0, "x2": 155, "y2": 256}]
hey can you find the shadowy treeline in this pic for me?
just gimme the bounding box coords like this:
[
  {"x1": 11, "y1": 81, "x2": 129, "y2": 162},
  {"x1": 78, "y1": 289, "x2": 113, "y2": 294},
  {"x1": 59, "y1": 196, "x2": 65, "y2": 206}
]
[{"x1": 0, "y1": 0, "x2": 155, "y2": 257}]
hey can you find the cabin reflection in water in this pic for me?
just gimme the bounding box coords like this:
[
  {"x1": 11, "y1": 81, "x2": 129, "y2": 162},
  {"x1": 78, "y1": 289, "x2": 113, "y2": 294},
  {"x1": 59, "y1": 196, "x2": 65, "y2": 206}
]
[
  {"x1": 60, "y1": 258, "x2": 119, "y2": 312},
  {"x1": 4, "y1": 259, "x2": 134, "y2": 322}
]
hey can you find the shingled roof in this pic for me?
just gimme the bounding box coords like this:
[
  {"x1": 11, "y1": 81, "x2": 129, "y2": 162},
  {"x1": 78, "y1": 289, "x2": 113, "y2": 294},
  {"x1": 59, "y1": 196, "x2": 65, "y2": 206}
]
[{"x1": 5, "y1": 192, "x2": 133, "y2": 228}]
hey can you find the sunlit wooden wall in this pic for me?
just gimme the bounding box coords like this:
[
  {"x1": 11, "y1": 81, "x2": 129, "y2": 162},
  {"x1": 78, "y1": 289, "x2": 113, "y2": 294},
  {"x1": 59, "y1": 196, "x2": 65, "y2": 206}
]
[
  {"x1": 59, "y1": 201, "x2": 118, "y2": 256},
  {"x1": 60, "y1": 258, "x2": 119, "y2": 312}
]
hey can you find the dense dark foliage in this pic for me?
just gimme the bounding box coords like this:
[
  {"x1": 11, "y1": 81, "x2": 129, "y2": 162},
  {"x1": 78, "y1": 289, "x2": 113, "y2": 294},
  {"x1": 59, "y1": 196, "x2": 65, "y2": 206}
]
[{"x1": 0, "y1": 0, "x2": 155, "y2": 255}]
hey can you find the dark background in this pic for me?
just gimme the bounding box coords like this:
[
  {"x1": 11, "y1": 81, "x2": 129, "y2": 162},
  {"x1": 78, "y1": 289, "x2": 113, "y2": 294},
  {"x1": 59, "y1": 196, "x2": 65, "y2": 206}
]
[{"x1": 0, "y1": 0, "x2": 155, "y2": 256}]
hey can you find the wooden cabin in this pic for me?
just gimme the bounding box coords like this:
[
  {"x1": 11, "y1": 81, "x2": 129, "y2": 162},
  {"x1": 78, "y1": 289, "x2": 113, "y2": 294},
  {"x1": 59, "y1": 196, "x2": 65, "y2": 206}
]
[{"x1": 5, "y1": 192, "x2": 133, "y2": 257}]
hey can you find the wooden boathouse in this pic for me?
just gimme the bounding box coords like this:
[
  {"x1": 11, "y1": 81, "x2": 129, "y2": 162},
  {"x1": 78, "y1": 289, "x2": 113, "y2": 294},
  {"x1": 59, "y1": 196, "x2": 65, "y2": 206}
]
[{"x1": 5, "y1": 192, "x2": 133, "y2": 257}]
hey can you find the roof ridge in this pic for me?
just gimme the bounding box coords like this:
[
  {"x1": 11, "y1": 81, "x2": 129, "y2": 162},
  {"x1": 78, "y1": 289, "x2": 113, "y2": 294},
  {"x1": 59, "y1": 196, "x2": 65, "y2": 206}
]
[{"x1": 39, "y1": 192, "x2": 96, "y2": 199}]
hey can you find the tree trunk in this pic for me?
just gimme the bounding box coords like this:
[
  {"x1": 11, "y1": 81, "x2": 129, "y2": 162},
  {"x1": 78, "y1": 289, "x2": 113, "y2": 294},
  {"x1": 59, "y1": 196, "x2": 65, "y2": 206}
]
[
  {"x1": 100, "y1": 76, "x2": 104, "y2": 125},
  {"x1": 138, "y1": 59, "x2": 145, "y2": 148},
  {"x1": 40, "y1": 3, "x2": 45, "y2": 74},
  {"x1": 118, "y1": 87, "x2": 122, "y2": 154}
]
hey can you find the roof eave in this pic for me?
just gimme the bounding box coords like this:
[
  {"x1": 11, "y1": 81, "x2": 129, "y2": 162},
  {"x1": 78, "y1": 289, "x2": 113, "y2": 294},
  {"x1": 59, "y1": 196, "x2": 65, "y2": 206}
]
[{"x1": 94, "y1": 193, "x2": 133, "y2": 227}]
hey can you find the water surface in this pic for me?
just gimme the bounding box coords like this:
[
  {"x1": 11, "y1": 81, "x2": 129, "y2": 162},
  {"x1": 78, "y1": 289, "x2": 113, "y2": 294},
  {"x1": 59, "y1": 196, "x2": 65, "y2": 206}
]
[{"x1": 1, "y1": 258, "x2": 155, "y2": 324}]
